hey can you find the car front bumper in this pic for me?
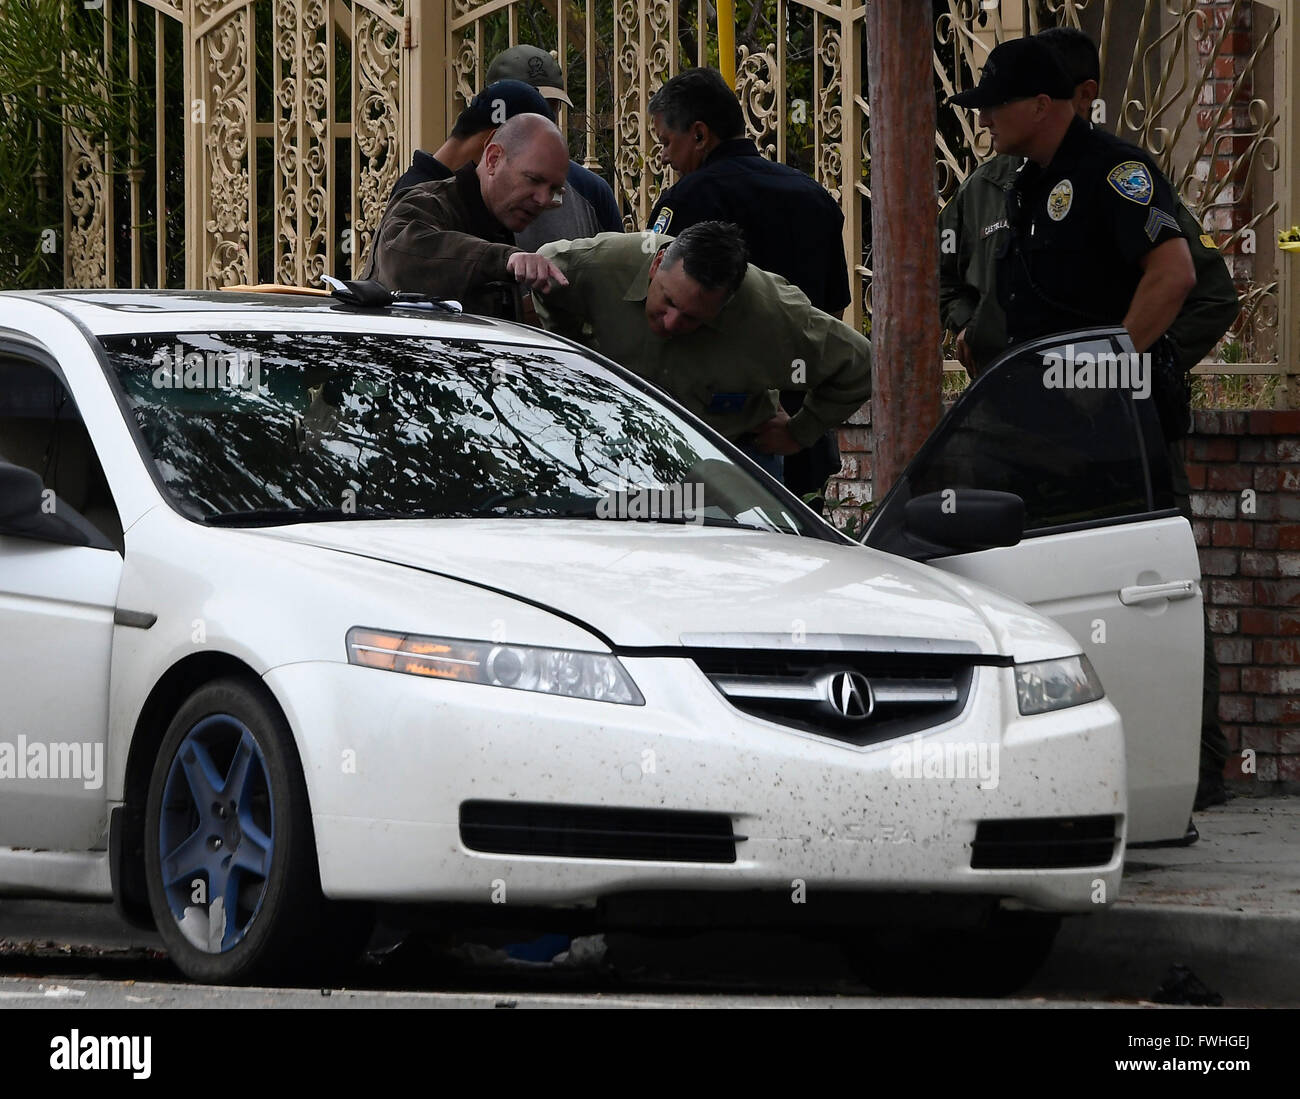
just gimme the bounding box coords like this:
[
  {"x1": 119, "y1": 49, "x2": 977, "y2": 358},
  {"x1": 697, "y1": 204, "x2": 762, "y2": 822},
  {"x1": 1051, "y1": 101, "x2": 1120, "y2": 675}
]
[{"x1": 264, "y1": 656, "x2": 1126, "y2": 915}]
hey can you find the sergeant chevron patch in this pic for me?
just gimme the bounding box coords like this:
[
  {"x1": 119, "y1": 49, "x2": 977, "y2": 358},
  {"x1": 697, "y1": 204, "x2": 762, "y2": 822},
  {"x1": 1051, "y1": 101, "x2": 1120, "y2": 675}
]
[{"x1": 1144, "y1": 207, "x2": 1181, "y2": 242}]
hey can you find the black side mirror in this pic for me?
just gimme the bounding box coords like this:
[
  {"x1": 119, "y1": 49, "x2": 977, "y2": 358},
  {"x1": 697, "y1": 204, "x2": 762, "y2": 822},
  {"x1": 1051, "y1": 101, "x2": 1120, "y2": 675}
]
[
  {"x1": 0, "y1": 461, "x2": 99, "y2": 547},
  {"x1": 904, "y1": 489, "x2": 1025, "y2": 553},
  {"x1": 0, "y1": 461, "x2": 47, "y2": 525}
]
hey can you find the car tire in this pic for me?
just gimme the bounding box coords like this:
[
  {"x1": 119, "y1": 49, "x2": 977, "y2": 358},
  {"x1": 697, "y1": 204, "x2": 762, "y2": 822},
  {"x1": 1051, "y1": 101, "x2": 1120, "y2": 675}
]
[
  {"x1": 143, "y1": 677, "x2": 372, "y2": 984},
  {"x1": 842, "y1": 909, "x2": 1061, "y2": 997}
]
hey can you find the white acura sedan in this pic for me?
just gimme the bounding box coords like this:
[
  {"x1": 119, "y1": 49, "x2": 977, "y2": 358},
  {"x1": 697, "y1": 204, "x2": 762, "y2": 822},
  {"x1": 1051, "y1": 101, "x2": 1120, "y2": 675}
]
[{"x1": 0, "y1": 290, "x2": 1202, "y2": 992}]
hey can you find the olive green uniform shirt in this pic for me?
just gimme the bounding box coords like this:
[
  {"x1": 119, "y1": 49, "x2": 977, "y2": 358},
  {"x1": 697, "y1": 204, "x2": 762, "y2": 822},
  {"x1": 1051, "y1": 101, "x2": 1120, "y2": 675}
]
[
  {"x1": 533, "y1": 232, "x2": 872, "y2": 446},
  {"x1": 939, "y1": 152, "x2": 1240, "y2": 373}
]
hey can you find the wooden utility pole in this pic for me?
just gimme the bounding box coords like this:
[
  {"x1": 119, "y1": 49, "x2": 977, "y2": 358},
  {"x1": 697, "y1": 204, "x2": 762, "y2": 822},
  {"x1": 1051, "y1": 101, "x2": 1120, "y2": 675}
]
[{"x1": 865, "y1": 0, "x2": 941, "y2": 496}]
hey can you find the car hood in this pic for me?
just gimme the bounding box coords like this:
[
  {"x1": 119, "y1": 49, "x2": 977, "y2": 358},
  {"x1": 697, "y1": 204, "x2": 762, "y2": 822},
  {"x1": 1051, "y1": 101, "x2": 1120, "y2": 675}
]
[{"x1": 250, "y1": 520, "x2": 1071, "y2": 661}]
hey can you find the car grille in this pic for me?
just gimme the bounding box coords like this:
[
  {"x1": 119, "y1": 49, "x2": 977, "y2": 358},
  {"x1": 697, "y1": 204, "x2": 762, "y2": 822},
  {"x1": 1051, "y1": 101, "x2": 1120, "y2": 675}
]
[
  {"x1": 971, "y1": 816, "x2": 1119, "y2": 869},
  {"x1": 689, "y1": 648, "x2": 978, "y2": 747},
  {"x1": 459, "y1": 801, "x2": 740, "y2": 863}
]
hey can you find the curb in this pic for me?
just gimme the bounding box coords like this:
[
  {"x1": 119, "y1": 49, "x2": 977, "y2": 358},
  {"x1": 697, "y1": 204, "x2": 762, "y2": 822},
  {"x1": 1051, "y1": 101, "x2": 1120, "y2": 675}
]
[{"x1": 1037, "y1": 903, "x2": 1300, "y2": 1005}]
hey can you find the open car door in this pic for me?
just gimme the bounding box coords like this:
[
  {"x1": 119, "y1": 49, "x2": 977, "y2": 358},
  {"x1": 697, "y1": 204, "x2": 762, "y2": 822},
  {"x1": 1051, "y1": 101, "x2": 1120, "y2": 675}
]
[{"x1": 863, "y1": 328, "x2": 1202, "y2": 843}]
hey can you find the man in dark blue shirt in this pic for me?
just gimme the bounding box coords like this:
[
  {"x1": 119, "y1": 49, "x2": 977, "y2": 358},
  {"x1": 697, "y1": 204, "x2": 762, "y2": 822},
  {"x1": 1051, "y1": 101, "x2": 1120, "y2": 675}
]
[
  {"x1": 646, "y1": 68, "x2": 854, "y2": 507},
  {"x1": 648, "y1": 71, "x2": 850, "y2": 316}
]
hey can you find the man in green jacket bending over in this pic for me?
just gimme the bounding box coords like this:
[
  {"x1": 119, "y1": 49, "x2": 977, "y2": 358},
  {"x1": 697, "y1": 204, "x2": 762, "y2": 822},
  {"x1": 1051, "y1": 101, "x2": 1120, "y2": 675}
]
[{"x1": 531, "y1": 221, "x2": 872, "y2": 480}]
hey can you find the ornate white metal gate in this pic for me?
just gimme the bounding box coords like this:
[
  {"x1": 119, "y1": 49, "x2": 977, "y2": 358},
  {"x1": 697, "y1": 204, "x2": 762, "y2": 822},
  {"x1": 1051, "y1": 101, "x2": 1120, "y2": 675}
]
[{"x1": 66, "y1": 0, "x2": 1296, "y2": 401}]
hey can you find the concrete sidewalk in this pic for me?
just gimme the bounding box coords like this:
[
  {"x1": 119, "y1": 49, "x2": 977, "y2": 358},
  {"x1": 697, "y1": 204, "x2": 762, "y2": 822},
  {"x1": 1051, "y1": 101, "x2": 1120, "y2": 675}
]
[{"x1": 1035, "y1": 797, "x2": 1299, "y2": 1005}]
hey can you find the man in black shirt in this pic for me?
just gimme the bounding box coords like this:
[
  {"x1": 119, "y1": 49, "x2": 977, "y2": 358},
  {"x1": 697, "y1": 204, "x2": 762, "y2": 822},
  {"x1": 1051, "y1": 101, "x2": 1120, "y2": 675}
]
[
  {"x1": 647, "y1": 68, "x2": 854, "y2": 508},
  {"x1": 950, "y1": 38, "x2": 1232, "y2": 823},
  {"x1": 648, "y1": 70, "x2": 851, "y2": 316},
  {"x1": 948, "y1": 38, "x2": 1195, "y2": 362}
]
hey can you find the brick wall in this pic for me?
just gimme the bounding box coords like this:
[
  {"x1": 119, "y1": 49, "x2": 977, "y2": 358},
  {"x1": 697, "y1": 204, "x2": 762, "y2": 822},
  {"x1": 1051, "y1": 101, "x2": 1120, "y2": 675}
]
[
  {"x1": 1194, "y1": 0, "x2": 1255, "y2": 280},
  {"x1": 1186, "y1": 409, "x2": 1300, "y2": 796},
  {"x1": 829, "y1": 408, "x2": 1300, "y2": 796},
  {"x1": 826, "y1": 402, "x2": 872, "y2": 530}
]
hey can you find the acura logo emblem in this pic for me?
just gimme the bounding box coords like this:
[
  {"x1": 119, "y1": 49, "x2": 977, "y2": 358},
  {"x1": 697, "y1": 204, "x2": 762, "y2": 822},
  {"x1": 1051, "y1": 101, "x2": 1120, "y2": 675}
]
[{"x1": 825, "y1": 671, "x2": 874, "y2": 721}]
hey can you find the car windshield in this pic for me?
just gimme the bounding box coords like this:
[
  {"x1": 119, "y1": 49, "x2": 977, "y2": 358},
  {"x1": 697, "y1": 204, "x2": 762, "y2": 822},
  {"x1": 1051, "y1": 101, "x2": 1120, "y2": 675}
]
[{"x1": 101, "y1": 331, "x2": 825, "y2": 537}]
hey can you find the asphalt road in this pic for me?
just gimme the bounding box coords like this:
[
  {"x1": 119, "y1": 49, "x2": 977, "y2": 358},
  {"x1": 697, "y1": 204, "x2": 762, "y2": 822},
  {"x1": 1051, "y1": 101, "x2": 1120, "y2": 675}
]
[{"x1": 0, "y1": 898, "x2": 1284, "y2": 1007}]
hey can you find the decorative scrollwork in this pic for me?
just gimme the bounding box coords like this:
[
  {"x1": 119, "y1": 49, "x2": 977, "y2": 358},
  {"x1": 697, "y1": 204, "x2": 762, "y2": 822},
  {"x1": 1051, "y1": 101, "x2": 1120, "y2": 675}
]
[
  {"x1": 353, "y1": 6, "x2": 402, "y2": 272},
  {"x1": 735, "y1": 44, "x2": 778, "y2": 159},
  {"x1": 196, "y1": 0, "x2": 229, "y2": 22},
  {"x1": 203, "y1": 12, "x2": 251, "y2": 287},
  {"x1": 274, "y1": 0, "x2": 299, "y2": 284},
  {"x1": 614, "y1": 0, "x2": 673, "y2": 225},
  {"x1": 451, "y1": 33, "x2": 477, "y2": 114},
  {"x1": 65, "y1": 134, "x2": 107, "y2": 287},
  {"x1": 1117, "y1": 1, "x2": 1210, "y2": 172},
  {"x1": 815, "y1": 23, "x2": 842, "y2": 201},
  {"x1": 299, "y1": 0, "x2": 330, "y2": 285}
]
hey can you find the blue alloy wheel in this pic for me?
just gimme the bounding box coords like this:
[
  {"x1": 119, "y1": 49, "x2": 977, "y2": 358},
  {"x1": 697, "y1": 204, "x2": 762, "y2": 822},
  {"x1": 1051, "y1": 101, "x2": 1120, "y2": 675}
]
[
  {"x1": 143, "y1": 677, "x2": 372, "y2": 983},
  {"x1": 157, "y1": 714, "x2": 275, "y2": 954}
]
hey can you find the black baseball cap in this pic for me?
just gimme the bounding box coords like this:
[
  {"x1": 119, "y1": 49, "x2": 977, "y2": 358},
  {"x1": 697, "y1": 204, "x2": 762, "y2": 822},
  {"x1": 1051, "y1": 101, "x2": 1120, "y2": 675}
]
[
  {"x1": 459, "y1": 79, "x2": 554, "y2": 133},
  {"x1": 948, "y1": 36, "x2": 1075, "y2": 108}
]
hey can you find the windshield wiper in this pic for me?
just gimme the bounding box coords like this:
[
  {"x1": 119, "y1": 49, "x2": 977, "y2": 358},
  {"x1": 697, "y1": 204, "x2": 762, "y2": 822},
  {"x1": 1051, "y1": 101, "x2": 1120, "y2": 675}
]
[
  {"x1": 203, "y1": 504, "x2": 794, "y2": 534},
  {"x1": 204, "y1": 507, "x2": 438, "y2": 527},
  {"x1": 533, "y1": 504, "x2": 780, "y2": 531}
]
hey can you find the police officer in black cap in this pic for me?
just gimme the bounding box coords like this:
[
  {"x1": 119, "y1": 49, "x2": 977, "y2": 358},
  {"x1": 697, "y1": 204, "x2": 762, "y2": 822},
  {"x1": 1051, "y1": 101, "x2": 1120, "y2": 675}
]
[
  {"x1": 950, "y1": 40, "x2": 1218, "y2": 836},
  {"x1": 948, "y1": 37, "x2": 1196, "y2": 397},
  {"x1": 948, "y1": 33, "x2": 1232, "y2": 815}
]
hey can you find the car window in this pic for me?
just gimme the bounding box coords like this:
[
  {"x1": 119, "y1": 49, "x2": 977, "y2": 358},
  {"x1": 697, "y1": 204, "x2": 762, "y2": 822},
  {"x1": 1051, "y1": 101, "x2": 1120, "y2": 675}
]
[
  {"x1": 0, "y1": 356, "x2": 123, "y2": 551},
  {"x1": 908, "y1": 336, "x2": 1165, "y2": 533},
  {"x1": 100, "y1": 332, "x2": 828, "y2": 538}
]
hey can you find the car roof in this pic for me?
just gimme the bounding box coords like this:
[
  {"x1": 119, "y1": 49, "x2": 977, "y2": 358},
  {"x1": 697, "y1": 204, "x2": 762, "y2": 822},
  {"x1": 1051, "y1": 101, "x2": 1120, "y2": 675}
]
[{"x1": 1, "y1": 289, "x2": 573, "y2": 349}]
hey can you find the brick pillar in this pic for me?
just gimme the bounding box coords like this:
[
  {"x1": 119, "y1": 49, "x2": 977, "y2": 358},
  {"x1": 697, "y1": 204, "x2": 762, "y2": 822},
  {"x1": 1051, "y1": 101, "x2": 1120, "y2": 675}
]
[
  {"x1": 1194, "y1": 1, "x2": 1254, "y2": 283},
  {"x1": 828, "y1": 405, "x2": 872, "y2": 530}
]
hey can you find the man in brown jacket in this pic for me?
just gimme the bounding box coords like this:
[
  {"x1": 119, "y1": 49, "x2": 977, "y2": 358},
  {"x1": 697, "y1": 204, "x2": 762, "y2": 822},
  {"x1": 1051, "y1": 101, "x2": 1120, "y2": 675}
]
[{"x1": 360, "y1": 113, "x2": 569, "y2": 315}]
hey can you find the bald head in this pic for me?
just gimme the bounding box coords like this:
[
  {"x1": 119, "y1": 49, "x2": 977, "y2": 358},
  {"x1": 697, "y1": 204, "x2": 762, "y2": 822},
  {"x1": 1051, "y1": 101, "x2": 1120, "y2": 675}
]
[
  {"x1": 478, "y1": 115, "x2": 570, "y2": 231},
  {"x1": 492, "y1": 113, "x2": 565, "y2": 157}
]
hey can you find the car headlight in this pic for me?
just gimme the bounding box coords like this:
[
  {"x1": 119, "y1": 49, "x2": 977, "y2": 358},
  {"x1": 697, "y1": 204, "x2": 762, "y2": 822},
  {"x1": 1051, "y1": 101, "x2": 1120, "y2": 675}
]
[
  {"x1": 346, "y1": 627, "x2": 644, "y2": 705},
  {"x1": 1014, "y1": 654, "x2": 1104, "y2": 716}
]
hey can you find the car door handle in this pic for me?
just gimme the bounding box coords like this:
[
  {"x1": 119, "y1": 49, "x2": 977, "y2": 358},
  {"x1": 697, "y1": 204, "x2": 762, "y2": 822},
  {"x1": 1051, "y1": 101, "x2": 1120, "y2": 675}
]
[{"x1": 1118, "y1": 580, "x2": 1197, "y2": 606}]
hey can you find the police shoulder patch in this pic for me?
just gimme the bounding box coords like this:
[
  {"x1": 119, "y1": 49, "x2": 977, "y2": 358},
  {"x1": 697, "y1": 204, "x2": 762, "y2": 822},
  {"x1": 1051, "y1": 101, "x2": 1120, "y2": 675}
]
[
  {"x1": 651, "y1": 207, "x2": 673, "y2": 234},
  {"x1": 1107, "y1": 160, "x2": 1154, "y2": 205}
]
